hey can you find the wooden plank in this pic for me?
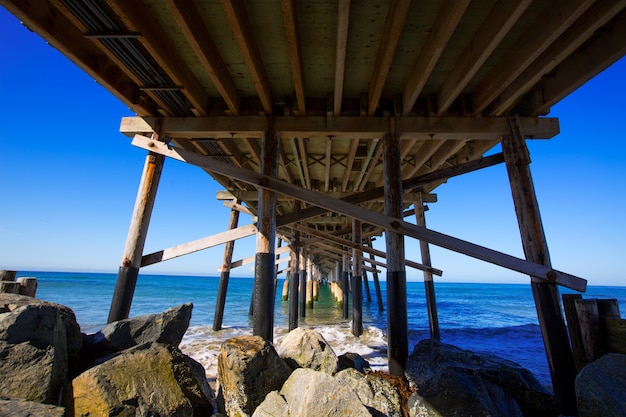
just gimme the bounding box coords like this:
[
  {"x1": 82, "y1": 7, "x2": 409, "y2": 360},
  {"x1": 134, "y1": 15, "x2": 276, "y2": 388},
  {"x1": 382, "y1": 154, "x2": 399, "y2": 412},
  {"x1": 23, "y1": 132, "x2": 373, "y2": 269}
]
[
  {"x1": 602, "y1": 317, "x2": 626, "y2": 355},
  {"x1": 403, "y1": 0, "x2": 471, "y2": 115},
  {"x1": 281, "y1": 0, "x2": 306, "y2": 115},
  {"x1": 120, "y1": 116, "x2": 560, "y2": 140},
  {"x1": 141, "y1": 223, "x2": 257, "y2": 267},
  {"x1": 230, "y1": 245, "x2": 290, "y2": 269},
  {"x1": 334, "y1": 0, "x2": 350, "y2": 116},
  {"x1": 221, "y1": 0, "x2": 273, "y2": 114},
  {"x1": 166, "y1": 0, "x2": 240, "y2": 115},
  {"x1": 132, "y1": 134, "x2": 587, "y2": 292},
  {"x1": 472, "y1": 0, "x2": 595, "y2": 115},
  {"x1": 368, "y1": 0, "x2": 412, "y2": 115},
  {"x1": 437, "y1": 0, "x2": 532, "y2": 115},
  {"x1": 562, "y1": 293, "x2": 586, "y2": 371},
  {"x1": 575, "y1": 299, "x2": 604, "y2": 364}
]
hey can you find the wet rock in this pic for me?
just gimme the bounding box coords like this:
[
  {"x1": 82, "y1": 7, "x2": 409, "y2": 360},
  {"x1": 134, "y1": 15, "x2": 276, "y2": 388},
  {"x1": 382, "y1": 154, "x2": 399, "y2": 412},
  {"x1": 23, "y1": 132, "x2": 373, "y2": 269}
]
[
  {"x1": 405, "y1": 339, "x2": 558, "y2": 417},
  {"x1": 337, "y1": 351, "x2": 372, "y2": 373},
  {"x1": 335, "y1": 368, "x2": 403, "y2": 417},
  {"x1": 277, "y1": 327, "x2": 338, "y2": 374},
  {"x1": 67, "y1": 342, "x2": 213, "y2": 417},
  {"x1": 217, "y1": 335, "x2": 291, "y2": 417},
  {"x1": 0, "y1": 397, "x2": 65, "y2": 417},
  {"x1": 576, "y1": 353, "x2": 626, "y2": 417},
  {"x1": 0, "y1": 294, "x2": 82, "y2": 403}
]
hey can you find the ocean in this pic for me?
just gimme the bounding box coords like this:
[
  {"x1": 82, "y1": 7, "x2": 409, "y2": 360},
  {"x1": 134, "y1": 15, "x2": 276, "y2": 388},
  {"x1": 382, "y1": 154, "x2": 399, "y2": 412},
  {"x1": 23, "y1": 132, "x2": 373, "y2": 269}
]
[{"x1": 15, "y1": 270, "x2": 626, "y2": 387}]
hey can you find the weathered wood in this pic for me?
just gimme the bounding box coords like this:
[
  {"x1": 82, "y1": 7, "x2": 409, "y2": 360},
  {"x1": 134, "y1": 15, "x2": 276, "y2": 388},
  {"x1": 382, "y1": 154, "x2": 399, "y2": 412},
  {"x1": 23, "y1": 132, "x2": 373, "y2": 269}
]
[
  {"x1": 299, "y1": 249, "x2": 307, "y2": 318},
  {"x1": 0, "y1": 270, "x2": 16, "y2": 282},
  {"x1": 16, "y1": 277, "x2": 38, "y2": 297},
  {"x1": 213, "y1": 202, "x2": 241, "y2": 331},
  {"x1": 288, "y1": 231, "x2": 300, "y2": 331},
  {"x1": 366, "y1": 238, "x2": 384, "y2": 311},
  {"x1": 121, "y1": 116, "x2": 560, "y2": 141},
  {"x1": 383, "y1": 129, "x2": 408, "y2": 376},
  {"x1": 503, "y1": 117, "x2": 577, "y2": 414},
  {"x1": 142, "y1": 223, "x2": 257, "y2": 267},
  {"x1": 575, "y1": 299, "x2": 604, "y2": 364},
  {"x1": 109, "y1": 143, "x2": 165, "y2": 323},
  {"x1": 415, "y1": 195, "x2": 440, "y2": 340},
  {"x1": 602, "y1": 316, "x2": 626, "y2": 355},
  {"x1": 352, "y1": 219, "x2": 363, "y2": 337},
  {"x1": 342, "y1": 254, "x2": 349, "y2": 319},
  {"x1": 253, "y1": 124, "x2": 279, "y2": 341},
  {"x1": 132, "y1": 134, "x2": 587, "y2": 292},
  {"x1": 562, "y1": 293, "x2": 586, "y2": 371}
]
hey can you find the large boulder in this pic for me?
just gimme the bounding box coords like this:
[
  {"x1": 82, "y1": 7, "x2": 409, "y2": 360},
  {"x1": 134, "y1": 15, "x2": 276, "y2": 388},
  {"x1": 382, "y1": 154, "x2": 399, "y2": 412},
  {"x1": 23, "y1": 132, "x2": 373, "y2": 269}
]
[
  {"x1": 253, "y1": 368, "x2": 371, "y2": 417},
  {"x1": 335, "y1": 368, "x2": 403, "y2": 417},
  {"x1": 66, "y1": 342, "x2": 213, "y2": 417},
  {"x1": 576, "y1": 353, "x2": 626, "y2": 417},
  {"x1": 337, "y1": 352, "x2": 372, "y2": 374},
  {"x1": 277, "y1": 327, "x2": 338, "y2": 374},
  {"x1": 217, "y1": 335, "x2": 292, "y2": 417},
  {"x1": 0, "y1": 397, "x2": 65, "y2": 417},
  {"x1": 0, "y1": 294, "x2": 82, "y2": 403},
  {"x1": 405, "y1": 339, "x2": 558, "y2": 417},
  {"x1": 85, "y1": 303, "x2": 192, "y2": 352}
]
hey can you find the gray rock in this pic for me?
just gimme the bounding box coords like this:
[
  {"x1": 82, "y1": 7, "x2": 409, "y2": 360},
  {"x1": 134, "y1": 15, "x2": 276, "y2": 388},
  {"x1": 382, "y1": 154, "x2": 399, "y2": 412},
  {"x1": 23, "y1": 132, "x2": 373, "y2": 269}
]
[
  {"x1": 0, "y1": 397, "x2": 65, "y2": 417},
  {"x1": 576, "y1": 353, "x2": 626, "y2": 417},
  {"x1": 279, "y1": 368, "x2": 371, "y2": 416},
  {"x1": 277, "y1": 327, "x2": 338, "y2": 374},
  {"x1": 217, "y1": 335, "x2": 292, "y2": 417},
  {"x1": 405, "y1": 339, "x2": 558, "y2": 417},
  {"x1": 335, "y1": 368, "x2": 403, "y2": 417},
  {"x1": 95, "y1": 302, "x2": 193, "y2": 351},
  {"x1": 67, "y1": 342, "x2": 214, "y2": 417},
  {"x1": 251, "y1": 391, "x2": 289, "y2": 417},
  {"x1": 337, "y1": 351, "x2": 372, "y2": 373},
  {"x1": 0, "y1": 295, "x2": 83, "y2": 403}
]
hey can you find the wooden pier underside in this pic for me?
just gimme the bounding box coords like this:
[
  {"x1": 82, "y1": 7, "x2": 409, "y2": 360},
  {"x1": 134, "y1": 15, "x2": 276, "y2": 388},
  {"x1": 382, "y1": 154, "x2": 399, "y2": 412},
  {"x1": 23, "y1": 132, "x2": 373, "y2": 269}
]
[{"x1": 4, "y1": 0, "x2": 625, "y2": 412}]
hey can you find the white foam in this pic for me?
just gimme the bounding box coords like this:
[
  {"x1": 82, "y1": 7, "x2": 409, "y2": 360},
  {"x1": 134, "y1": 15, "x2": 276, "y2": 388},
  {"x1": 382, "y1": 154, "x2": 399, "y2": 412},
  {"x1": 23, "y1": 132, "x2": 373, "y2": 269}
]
[{"x1": 180, "y1": 323, "x2": 389, "y2": 377}]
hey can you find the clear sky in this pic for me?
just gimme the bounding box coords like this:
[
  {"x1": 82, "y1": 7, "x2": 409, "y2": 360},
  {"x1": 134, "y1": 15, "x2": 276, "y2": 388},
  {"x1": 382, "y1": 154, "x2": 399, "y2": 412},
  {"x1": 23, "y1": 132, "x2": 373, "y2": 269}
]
[{"x1": 1, "y1": 7, "x2": 625, "y2": 286}]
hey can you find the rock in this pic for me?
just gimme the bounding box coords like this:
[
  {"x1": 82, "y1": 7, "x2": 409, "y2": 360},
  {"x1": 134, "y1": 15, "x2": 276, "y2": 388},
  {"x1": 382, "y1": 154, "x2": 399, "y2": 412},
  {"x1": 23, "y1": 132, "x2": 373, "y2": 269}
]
[
  {"x1": 217, "y1": 335, "x2": 292, "y2": 417},
  {"x1": 405, "y1": 339, "x2": 558, "y2": 417},
  {"x1": 335, "y1": 368, "x2": 403, "y2": 417},
  {"x1": 0, "y1": 294, "x2": 82, "y2": 403},
  {"x1": 337, "y1": 352, "x2": 372, "y2": 373},
  {"x1": 253, "y1": 368, "x2": 371, "y2": 417},
  {"x1": 277, "y1": 327, "x2": 338, "y2": 374},
  {"x1": 0, "y1": 397, "x2": 65, "y2": 417},
  {"x1": 88, "y1": 303, "x2": 193, "y2": 352},
  {"x1": 576, "y1": 353, "x2": 626, "y2": 417},
  {"x1": 67, "y1": 342, "x2": 213, "y2": 417}
]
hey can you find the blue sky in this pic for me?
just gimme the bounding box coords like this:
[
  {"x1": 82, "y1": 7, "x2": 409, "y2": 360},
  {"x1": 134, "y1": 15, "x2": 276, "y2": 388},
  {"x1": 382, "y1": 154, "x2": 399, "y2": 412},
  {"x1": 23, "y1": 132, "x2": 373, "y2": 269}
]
[{"x1": 1, "y1": 7, "x2": 625, "y2": 286}]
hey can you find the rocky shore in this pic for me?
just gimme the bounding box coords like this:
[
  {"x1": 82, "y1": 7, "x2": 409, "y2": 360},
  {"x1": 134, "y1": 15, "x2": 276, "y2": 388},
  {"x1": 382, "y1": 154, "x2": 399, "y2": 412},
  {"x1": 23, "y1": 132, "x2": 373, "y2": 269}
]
[{"x1": 1, "y1": 293, "x2": 624, "y2": 416}]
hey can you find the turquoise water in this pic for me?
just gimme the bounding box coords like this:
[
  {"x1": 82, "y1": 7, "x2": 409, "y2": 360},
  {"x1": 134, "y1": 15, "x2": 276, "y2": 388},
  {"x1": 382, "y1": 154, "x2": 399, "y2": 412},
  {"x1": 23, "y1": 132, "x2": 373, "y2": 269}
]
[{"x1": 16, "y1": 270, "x2": 626, "y2": 385}]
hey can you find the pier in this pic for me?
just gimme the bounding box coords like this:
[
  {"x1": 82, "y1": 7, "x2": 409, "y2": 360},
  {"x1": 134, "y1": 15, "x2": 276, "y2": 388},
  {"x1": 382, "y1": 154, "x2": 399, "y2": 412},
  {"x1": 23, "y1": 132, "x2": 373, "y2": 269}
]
[{"x1": 4, "y1": 1, "x2": 625, "y2": 413}]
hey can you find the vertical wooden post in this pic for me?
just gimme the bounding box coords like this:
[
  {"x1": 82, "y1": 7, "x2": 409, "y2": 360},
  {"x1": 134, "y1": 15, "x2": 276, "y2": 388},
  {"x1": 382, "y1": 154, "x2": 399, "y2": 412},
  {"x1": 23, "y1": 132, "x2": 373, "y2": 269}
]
[
  {"x1": 108, "y1": 138, "x2": 164, "y2": 323},
  {"x1": 288, "y1": 234, "x2": 300, "y2": 331},
  {"x1": 562, "y1": 294, "x2": 586, "y2": 371},
  {"x1": 253, "y1": 122, "x2": 279, "y2": 342},
  {"x1": 415, "y1": 194, "x2": 440, "y2": 340},
  {"x1": 274, "y1": 238, "x2": 283, "y2": 301},
  {"x1": 335, "y1": 261, "x2": 344, "y2": 308},
  {"x1": 352, "y1": 219, "x2": 363, "y2": 337},
  {"x1": 306, "y1": 257, "x2": 314, "y2": 308},
  {"x1": 503, "y1": 116, "x2": 577, "y2": 414},
  {"x1": 367, "y1": 238, "x2": 385, "y2": 311},
  {"x1": 299, "y1": 248, "x2": 307, "y2": 318},
  {"x1": 383, "y1": 126, "x2": 408, "y2": 376},
  {"x1": 363, "y1": 269, "x2": 372, "y2": 302},
  {"x1": 342, "y1": 253, "x2": 350, "y2": 319},
  {"x1": 213, "y1": 201, "x2": 240, "y2": 331}
]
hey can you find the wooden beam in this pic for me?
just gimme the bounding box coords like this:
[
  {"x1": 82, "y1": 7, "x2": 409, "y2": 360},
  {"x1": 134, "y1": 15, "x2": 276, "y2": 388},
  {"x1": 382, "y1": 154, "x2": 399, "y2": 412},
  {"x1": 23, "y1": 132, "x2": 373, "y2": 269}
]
[
  {"x1": 515, "y1": 8, "x2": 626, "y2": 117},
  {"x1": 230, "y1": 245, "x2": 291, "y2": 269},
  {"x1": 368, "y1": 0, "x2": 412, "y2": 116},
  {"x1": 221, "y1": 0, "x2": 273, "y2": 114},
  {"x1": 402, "y1": 0, "x2": 471, "y2": 115},
  {"x1": 141, "y1": 223, "x2": 257, "y2": 267},
  {"x1": 165, "y1": 0, "x2": 240, "y2": 115},
  {"x1": 281, "y1": 0, "x2": 306, "y2": 115},
  {"x1": 334, "y1": 0, "x2": 350, "y2": 116},
  {"x1": 324, "y1": 136, "x2": 332, "y2": 192},
  {"x1": 2, "y1": 0, "x2": 157, "y2": 116},
  {"x1": 297, "y1": 137, "x2": 311, "y2": 189},
  {"x1": 472, "y1": 0, "x2": 595, "y2": 115},
  {"x1": 490, "y1": 0, "x2": 626, "y2": 116},
  {"x1": 132, "y1": 135, "x2": 587, "y2": 292},
  {"x1": 108, "y1": 0, "x2": 212, "y2": 116},
  {"x1": 120, "y1": 116, "x2": 560, "y2": 140},
  {"x1": 342, "y1": 138, "x2": 360, "y2": 192},
  {"x1": 436, "y1": 0, "x2": 532, "y2": 115}
]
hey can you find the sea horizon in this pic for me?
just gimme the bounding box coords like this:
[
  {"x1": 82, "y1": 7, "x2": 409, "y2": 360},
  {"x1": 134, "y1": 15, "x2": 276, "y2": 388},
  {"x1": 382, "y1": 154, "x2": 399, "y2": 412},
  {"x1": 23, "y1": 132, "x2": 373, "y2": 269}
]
[{"x1": 8, "y1": 269, "x2": 626, "y2": 386}]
